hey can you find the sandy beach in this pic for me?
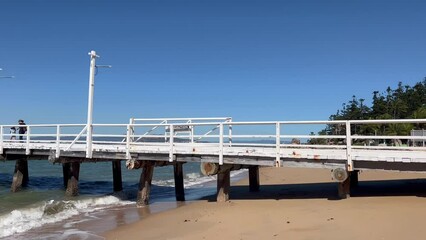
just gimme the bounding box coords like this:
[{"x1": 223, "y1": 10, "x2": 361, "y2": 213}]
[{"x1": 104, "y1": 167, "x2": 426, "y2": 240}]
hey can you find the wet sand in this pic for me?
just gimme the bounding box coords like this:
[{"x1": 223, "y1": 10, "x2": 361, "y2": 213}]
[{"x1": 104, "y1": 167, "x2": 426, "y2": 240}]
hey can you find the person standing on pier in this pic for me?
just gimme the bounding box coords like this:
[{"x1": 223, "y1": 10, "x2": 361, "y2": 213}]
[{"x1": 18, "y1": 119, "x2": 27, "y2": 141}]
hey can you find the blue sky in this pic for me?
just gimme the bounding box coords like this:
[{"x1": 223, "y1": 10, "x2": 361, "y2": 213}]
[{"x1": 1, "y1": 0, "x2": 426, "y2": 125}]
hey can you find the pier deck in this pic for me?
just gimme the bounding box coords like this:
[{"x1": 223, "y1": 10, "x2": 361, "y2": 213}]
[{"x1": 1, "y1": 118, "x2": 426, "y2": 204}]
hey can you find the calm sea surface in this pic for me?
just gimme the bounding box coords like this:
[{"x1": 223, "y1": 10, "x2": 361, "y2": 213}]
[{"x1": 0, "y1": 160, "x2": 246, "y2": 239}]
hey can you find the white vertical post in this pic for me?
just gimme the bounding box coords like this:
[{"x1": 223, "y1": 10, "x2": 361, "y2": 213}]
[
  {"x1": 26, "y1": 126, "x2": 30, "y2": 155},
  {"x1": 219, "y1": 123, "x2": 224, "y2": 165},
  {"x1": 346, "y1": 121, "x2": 353, "y2": 171},
  {"x1": 126, "y1": 124, "x2": 131, "y2": 160},
  {"x1": 164, "y1": 120, "x2": 168, "y2": 142},
  {"x1": 226, "y1": 118, "x2": 232, "y2": 147},
  {"x1": 0, "y1": 126, "x2": 3, "y2": 154},
  {"x1": 190, "y1": 120, "x2": 194, "y2": 143},
  {"x1": 127, "y1": 118, "x2": 134, "y2": 160},
  {"x1": 86, "y1": 50, "x2": 98, "y2": 158},
  {"x1": 275, "y1": 122, "x2": 281, "y2": 167},
  {"x1": 129, "y1": 118, "x2": 135, "y2": 142},
  {"x1": 169, "y1": 125, "x2": 174, "y2": 162},
  {"x1": 55, "y1": 125, "x2": 60, "y2": 158},
  {"x1": 228, "y1": 124, "x2": 232, "y2": 147}
]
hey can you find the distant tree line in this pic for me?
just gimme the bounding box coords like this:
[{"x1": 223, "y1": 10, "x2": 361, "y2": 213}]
[{"x1": 308, "y1": 79, "x2": 426, "y2": 145}]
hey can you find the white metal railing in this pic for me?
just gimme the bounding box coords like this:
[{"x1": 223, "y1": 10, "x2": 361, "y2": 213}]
[
  {"x1": 1, "y1": 118, "x2": 426, "y2": 170},
  {"x1": 130, "y1": 117, "x2": 232, "y2": 144}
]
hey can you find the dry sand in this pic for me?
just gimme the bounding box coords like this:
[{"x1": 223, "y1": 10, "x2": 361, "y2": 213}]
[{"x1": 104, "y1": 167, "x2": 426, "y2": 240}]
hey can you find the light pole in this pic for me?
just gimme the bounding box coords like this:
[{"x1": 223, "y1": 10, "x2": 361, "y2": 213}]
[
  {"x1": 86, "y1": 50, "x2": 111, "y2": 158},
  {"x1": 86, "y1": 51, "x2": 97, "y2": 158}
]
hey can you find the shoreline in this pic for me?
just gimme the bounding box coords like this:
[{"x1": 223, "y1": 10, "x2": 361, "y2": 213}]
[{"x1": 104, "y1": 167, "x2": 426, "y2": 240}]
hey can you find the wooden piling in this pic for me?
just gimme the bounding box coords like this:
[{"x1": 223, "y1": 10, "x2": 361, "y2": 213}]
[
  {"x1": 174, "y1": 162, "x2": 185, "y2": 201},
  {"x1": 350, "y1": 170, "x2": 359, "y2": 188},
  {"x1": 11, "y1": 159, "x2": 29, "y2": 192},
  {"x1": 217, "y1": 168, "x2": 231, "y2": 202},
  {"x1": 337, "y1": 176, "x2": 351, "y2": 199},
  {"x1": 62, "y1": 163, "x2": 70, "y2": 188},
  {"x1": 137, "y1": 161, "x2": 154, "y2": 206},
  {"x1": 65, "y1": 162, "x2": 80, "y2": 196},
  {"x1": 112, "y1": 160, "x2": 123, "y2": 192},
  {"x1": 249, "y1": 166, "x2": 260, "y2": 192}
]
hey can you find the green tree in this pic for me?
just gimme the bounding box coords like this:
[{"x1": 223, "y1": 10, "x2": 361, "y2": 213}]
[{"x1": 309, "y1": 79, "x2": 426, "y2": 145}]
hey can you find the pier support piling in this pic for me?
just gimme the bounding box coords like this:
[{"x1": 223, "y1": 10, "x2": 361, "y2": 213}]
[
  {"x1": 11, "y1": 159, "x2": 29, "y2": 192},
  {"x1": 174, "y1": 162, "x2": 185, "y2": 201},
  {"x1": 62, "y1": 163, "x2": 70, "y2": 188},
  {"x1": 137, "y1": 162, "x2": 154, "y2": 206},
  {"x1": 337, "y1": 177, "x2": 351, "y2": 199},
  {"x1": 217, "y1": 168, "x2": 231, "y2": 202},
  {"x1": 350, "y1": 170, "x2": 359, "y2": 188},
  {"x1": 112, "y1": 160, "x2": 123, "y2": 192},
  {"x1": 63, "y1": 162, "x2": 80, "y2": 196},
  {"x1": 333, "y1": 168, "x2": 351, "y2": 199},
  {"x1": 249, "y1": 166, "x2": 260, "y2": 192}
]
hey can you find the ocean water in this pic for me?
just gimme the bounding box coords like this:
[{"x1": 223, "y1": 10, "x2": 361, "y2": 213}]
[{"x1": 0, "y1": 160, "x2": 247, "y2": 239}]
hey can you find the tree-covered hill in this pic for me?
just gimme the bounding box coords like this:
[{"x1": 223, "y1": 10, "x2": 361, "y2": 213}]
[{"x1": 309, "y1": 79, "x2": 426, "y2": 145}]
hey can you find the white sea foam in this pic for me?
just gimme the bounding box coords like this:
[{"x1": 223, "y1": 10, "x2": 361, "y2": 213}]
[
  {"x1": 0, "y1": 195, "x2": 132, "y2": 238},
  {"x1": 153, "y1": 179, "x2": 175, "y2": 186},
  {"x1": 152, "y1": 169, "x2": 248, "y2": 188},
  {"x1": 0, "y1": 169, "x2": 247, "y2": 238},
  {"x1": 56, "y1": 228, "x2": 105, "y2": 240},
  {"x1": 185, "y1": 172, "x2": 217, "y2": 187}
]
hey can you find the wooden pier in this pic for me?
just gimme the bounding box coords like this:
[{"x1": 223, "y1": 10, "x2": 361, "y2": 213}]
[{"x1": 1, "y1": 117, "x2": 426, "y2": 205}]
